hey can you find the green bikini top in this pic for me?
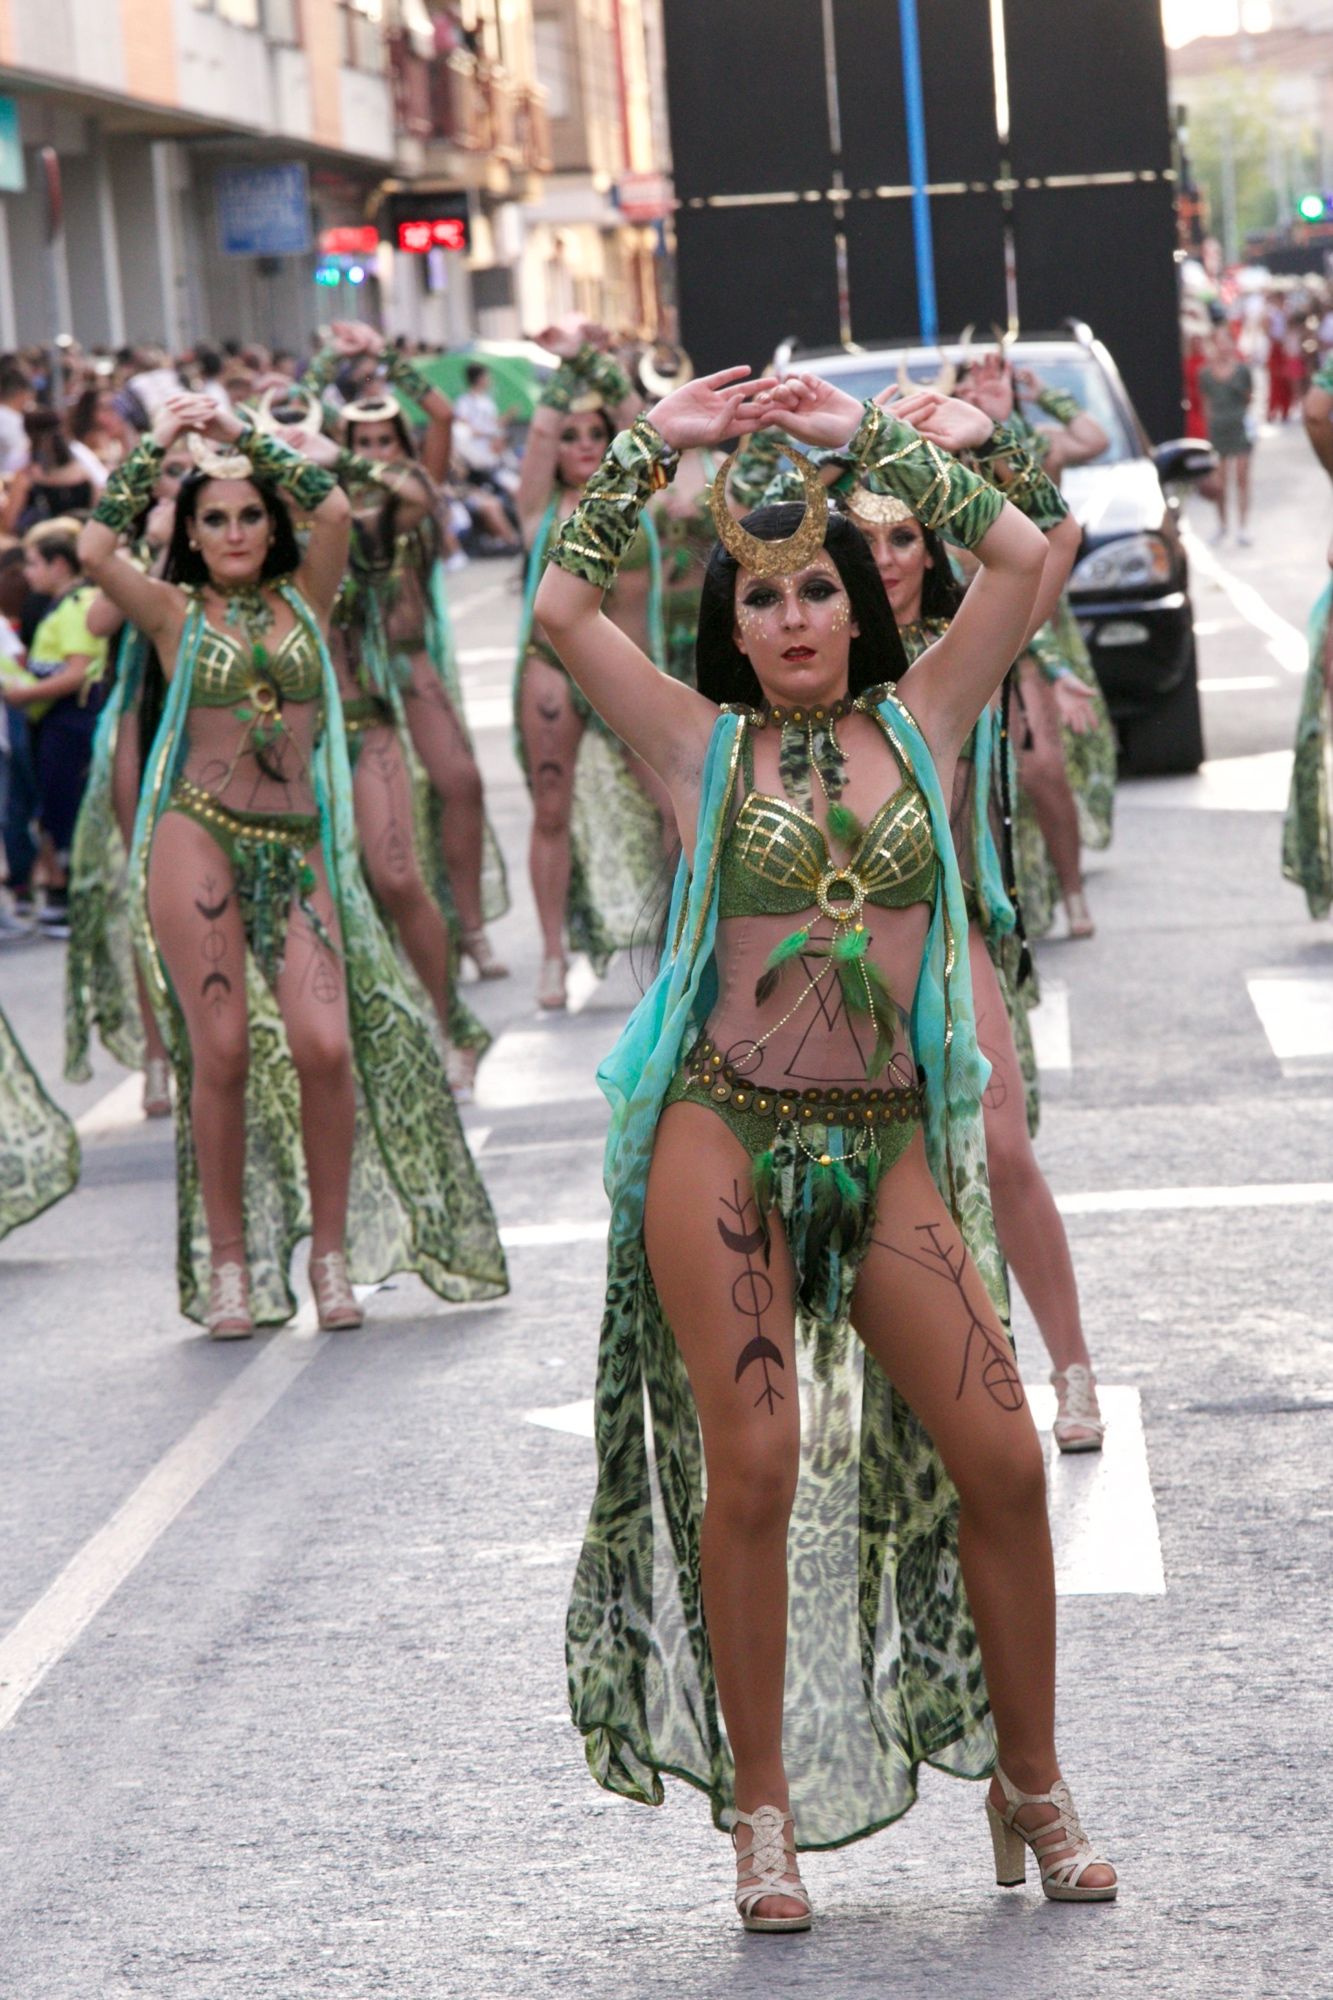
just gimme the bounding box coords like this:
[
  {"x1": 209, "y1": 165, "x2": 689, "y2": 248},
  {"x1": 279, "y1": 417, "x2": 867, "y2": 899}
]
[
  {"x1": 719, "y1": 720, "x2": 938, "y2": 921},
  {"x1": 191, "y1": 618, "x2": 324, "y2": 709}
]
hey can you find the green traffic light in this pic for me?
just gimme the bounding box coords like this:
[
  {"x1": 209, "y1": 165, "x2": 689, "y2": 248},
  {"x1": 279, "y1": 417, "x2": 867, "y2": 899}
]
[{"x1": 1298, "y1": 192, "x2": 1326, "y2": 221}]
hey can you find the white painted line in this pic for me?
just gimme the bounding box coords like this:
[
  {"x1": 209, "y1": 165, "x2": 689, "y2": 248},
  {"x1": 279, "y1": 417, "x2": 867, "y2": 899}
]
[
  {"x1": 451, "y1": 579, "x2": 516, "y2": 622},
  {"x1": 1028, "y1": 979, "x2": 1071, "y2": 1072},
  {"x1": 466, "y1": 1124, "x2": 492, "y2": 1156},
  {"x1": 1197, "y1": 675, "x2": 1279, "y2": 694},
  {"x1": 0, "y1": 1328, "x2": 325, "y2": 1731},
  {"x1": 75, "y1": 1073, "x2": 144, "y2": 1138},
  {"x1": 1056, "y1": 1181, "x2": 1333, "y2": 1215},
  {"x1": 464, "y1": 696, "x2": 512, "y2": 733},
  {"x1": 1247, "y1": 975, "x2": 1333, "y2": 1061},
  {"x1": 1184, "y1": 528, "x2": 1308, "y2": 675},
  {"x1": 473, "y1": 1029, "x2": 604, "y2": 1111},
  {"x1": 526, "y1": 1388, "x2": 1164, "y2": 1596},
  {"x1": 501, "y1": 1220, "x2": 608, "y2": 1249},
  {"x1": 457, "y1": 645, "x2": 518, "y2": 667},
  {"x1": 1120, "y1": 748, "x2": 1293, "y2": 814},
  {"x1": 564, "y1": 957, "x2": 601, "y2": 1015}
]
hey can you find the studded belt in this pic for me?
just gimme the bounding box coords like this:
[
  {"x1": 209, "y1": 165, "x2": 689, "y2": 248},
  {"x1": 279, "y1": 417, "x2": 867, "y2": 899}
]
[{"x1": 679, "y1": 1036, "x2": 923, "y2": 1129}]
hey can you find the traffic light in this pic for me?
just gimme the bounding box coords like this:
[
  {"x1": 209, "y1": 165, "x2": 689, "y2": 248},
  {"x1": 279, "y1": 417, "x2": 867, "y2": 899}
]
[
  {"x1": 1297, "y1": 191, "x2": 1330, "y2": 222},
  {"x1": 315, "y1": 264, "x2": 341, "y2": 287}
]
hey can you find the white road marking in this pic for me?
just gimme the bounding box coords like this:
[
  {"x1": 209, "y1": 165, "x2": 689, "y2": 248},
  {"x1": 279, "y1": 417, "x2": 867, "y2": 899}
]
[
  {"x1": 0, "y1": 1329, "x2": 325, "y2": 1732},
  {"x1": 564, "y1": 958, "x2": 601, "y2": 1015},
  {"x1": 473, "y1": 1029, "x2": 604, "y2": 1110},
  {"x1": 1120, "y1": 748, "x2": 1293, "y2": 813},
  {"x1": 525, "y1": 1387, "x2": 1164, "y2": 1596},
  {"x1": 74, "y1": 1074, "x2": 144, "y2": 1138},
  {"x1": 501, "y1": 1220, "x2": 608, "y2": 1248},
  {"x1": 1029, "y1": 979, "x2": 1071, "y2": 1071},
  {"x1": 465, "y1": 1124, "x2": 492, "y2": 1156},
  {"x1": 1247, "y1": 975, "x2": 1333, "y2": 1062},
  {"x1": 462, "y1": 695, "x2": 512, "y2": 732},
  {"x1": 1183, "y1": 528, "x2": 1308, "y2": 675},
  {"x1": 1197, "y1": 675, "x2": 1279, "y2": 693},
  {"x1": 451, "y1": 579, "x2": 516, "y2": 622}
]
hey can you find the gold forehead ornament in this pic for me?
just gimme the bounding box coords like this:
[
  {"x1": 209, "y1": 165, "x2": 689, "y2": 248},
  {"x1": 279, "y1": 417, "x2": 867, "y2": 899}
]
[
  {"x1": 638, "y1": 342, "x2": 694, "y2": 400},
  {"x1": 342, "y1": 392, "x2": 402, "y2": 427},
  {"x1": 710, "y1": 441, "x2": 829, "y2": 578},
  {"x1": 254, "y1": 385, "x2": 323, "y2": 437},
  {"x1": 846, "y1": 487, "x2": 915, "y2": 529}
]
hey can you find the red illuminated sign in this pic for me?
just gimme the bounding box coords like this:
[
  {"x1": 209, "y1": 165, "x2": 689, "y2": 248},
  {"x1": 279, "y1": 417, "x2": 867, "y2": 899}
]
[
  {"x1": 320, "y1": 225, "x2": 379, "y2": 256},
  {"x1": 396, "y1": 216, "x2": 468, "y2": 254}
]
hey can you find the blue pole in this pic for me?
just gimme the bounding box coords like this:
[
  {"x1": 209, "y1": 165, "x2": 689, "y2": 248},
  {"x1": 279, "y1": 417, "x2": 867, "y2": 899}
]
[{"x1": 898, "y1": 0, "x2": 938, "y2": 344}]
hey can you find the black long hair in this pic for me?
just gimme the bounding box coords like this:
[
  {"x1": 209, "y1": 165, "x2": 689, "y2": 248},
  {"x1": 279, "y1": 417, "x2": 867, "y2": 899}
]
[
  {"x1": 163, "y1": 471, "x2": 302, "y2": 587},
  {"x1": 919, "y1": 522, "x2": 966, "y2": 620},
  {"x1": 695, "y1": 504, "x2": 909, "y2": 707}
]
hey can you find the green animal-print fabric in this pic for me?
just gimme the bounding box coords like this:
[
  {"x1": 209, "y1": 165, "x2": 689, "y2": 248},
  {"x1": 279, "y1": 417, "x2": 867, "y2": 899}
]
[
  {"x1": 1, "y1": 1002, "x2": 79, "y2": 1243},
  {"x1": 1283, "y1": 577, "x2": 1333, "y2": 917}
]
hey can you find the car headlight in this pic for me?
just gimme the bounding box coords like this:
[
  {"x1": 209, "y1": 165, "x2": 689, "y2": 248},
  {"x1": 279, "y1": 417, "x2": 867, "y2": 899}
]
[{"x1": 1070, "y1": 534, "x2": 1173, "y2": 593}]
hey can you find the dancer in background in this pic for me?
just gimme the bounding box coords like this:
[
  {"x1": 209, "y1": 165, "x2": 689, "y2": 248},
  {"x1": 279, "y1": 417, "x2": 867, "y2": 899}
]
[
  {"x1": 0, "y1": 1000, "x2": 78, "y2": 1246},
  {"x1": 79, "y1": 395, "x2": 506, "y2": 1338},
  {"x1": 1284, "y1": 357, "x2": 1333, "y2": 915}
]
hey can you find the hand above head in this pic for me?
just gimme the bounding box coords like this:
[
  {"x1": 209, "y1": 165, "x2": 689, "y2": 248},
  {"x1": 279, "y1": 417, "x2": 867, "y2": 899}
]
[
  {"x1": 742, "y1": 373, "x2": 865, "y2": 448},
  {"x1": 1013, "y1": 365, "x2": 1044, "y2": 398},
  {"x1": 534, "y1": 314, "x2": 604, "y2": 360},
  {"x1": 646, "y1": 367, "x2": 781, "y2": 450},
  {"x1": 150, "y1": 394, "x2": 221, "y2": 449},
  {"x1": 882, "y1": 386, "x2": 994, "y2": 453},
  {"x1": 958, "y1": 352, "x2": 1014, "y2": 424},
  {"x1": 276, "y1": 425, "x2": 339, "y2": 466},
  {"x1": 331, "y1": 319, "x2": 384, "y2": 358}
]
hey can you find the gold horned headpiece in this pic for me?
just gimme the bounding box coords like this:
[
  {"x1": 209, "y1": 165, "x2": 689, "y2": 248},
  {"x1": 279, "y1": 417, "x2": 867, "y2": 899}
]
[
  {"x1": 254, "y1": 385, "x2": 323, "y2": 436},
  {"x1": 710, "y1": 442, "x2": 829, "y2": 577},
  {"x1": 342, "y1": 391, "x2": 403, "y2": 427},
  {"x1": 846, "y1": 486, "x2": 915, "y2": 529},
  {"x1": 638, "y1": 342, "x2": 694, "y2": 400},
  {"x1": 187, "y1": 431, "x2": 252, "y2": 480}
]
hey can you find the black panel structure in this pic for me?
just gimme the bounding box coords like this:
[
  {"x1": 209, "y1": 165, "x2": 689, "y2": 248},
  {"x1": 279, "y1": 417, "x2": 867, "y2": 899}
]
[
  {"x1": 662, "y1": 0, "x2": 832, "y2": 201},
  {"x1": 844, "y1": 191, "x2": 1006, "y2": 346},
  {"x1": 1011, "y1": 181, "x2": 1183, "y2": 440},
  {"x1": 1004, "y1": 0, "x2": 1171, "y2": 178},
  {"x1": 834, "y1": 0, "x2": 1001, "y2": 191},
  {"x1": 673, "y1": 202, "x2": 842, "y2": 374}
]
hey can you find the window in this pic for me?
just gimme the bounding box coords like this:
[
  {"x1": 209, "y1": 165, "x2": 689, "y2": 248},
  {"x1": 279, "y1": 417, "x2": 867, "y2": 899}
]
[
  {"x1": 533, "y1": 16, "x2": 571, "y2": 121},
  {"x1": 342, "y1": 0, "x2": 385, "y2": 71},
  {"x1": 264, "y1": 0, "x2": 302, "y2": 43}
]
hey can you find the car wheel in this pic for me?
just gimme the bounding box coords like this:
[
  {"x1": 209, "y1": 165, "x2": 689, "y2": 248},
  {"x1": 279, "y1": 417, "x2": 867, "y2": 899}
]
[{"x1": 1119, "y1": 639, "x2": 1205, "y2": 776}]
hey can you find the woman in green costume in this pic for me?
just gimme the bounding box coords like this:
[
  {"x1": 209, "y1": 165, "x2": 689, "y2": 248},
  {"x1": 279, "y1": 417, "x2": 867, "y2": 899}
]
[
  {"x1": 536, "y1": 369, "x2": 1117, "y2": 1927},
  {"x1": 65, "y1": 443, "x2": 192, "y2": 1111},
  {"x1": 0, "y1": 1000, "x2": 78, "y2": 1245},
  {"x1": 306, "y1": 324, "x2": 510, "y2": 982},
  {"x1": 957, "y1": 353, "x2": 1115, "y2": 940},
  {"x1": 637, "y1": 345, "x2": 722, "y2": 690},
  {"x1": 77, "y1": 396, "x2": 507, "y2": 1339},
  {"x1": 1283, "y1": 360, "x2": 1333, "y2": 913},
  {"x1": 845, "y1": 470, "x2": 1104, "y2": 1452},
  {"x1": 516, "y1": 317, "x2": 671, "y2": 1009}
]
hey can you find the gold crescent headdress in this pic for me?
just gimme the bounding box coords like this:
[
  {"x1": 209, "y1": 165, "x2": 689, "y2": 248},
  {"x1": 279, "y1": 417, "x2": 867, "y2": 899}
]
[
  {"x1": 710, "y1": 441, "x2": 829, "y2": 577},
  {"x1": 254, "y1": 385, "x2": 323, "y2": 436},
  {"x1": 846, "y1": 486, "x2": 915, "y2": 529},
  {"x1": 342, "y1": 392, "x2": 402, "y2": 426},
  {"x1": 639, "y1": 343, "x2": 694, "y2": 400},
  {"x1": 187, "y1": 431, "x2": 252, "y2": 480}
]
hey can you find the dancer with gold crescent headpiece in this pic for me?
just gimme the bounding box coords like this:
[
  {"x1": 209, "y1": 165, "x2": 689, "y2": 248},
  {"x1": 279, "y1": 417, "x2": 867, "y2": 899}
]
[
  {"x1": 533, "y1": 366, "x2": 1116, "y2": 1924},
  {"x1": 513, "y1": 315, "x2": 673, "y2": 1011},
  {"x1": 77, "y1": 394, "x2": 506, "y2": 1339}
]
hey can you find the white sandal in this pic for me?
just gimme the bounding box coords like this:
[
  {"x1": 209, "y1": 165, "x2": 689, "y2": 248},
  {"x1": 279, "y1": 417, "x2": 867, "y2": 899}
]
[
  {"x1": 1051, "y1": 1364, "x2": 1105, "y2": 1454},
  {"x1": 987, "y1": 1767, "x2": 1117, "y2": 1902},
  {"x1": 206, "y1": 1260, "x2": 253, "y2": 1340},
  {"x1": 732, "y1": 1805, "x2": 813, "y2": 1933},
  {"x1": 537, "y1": 954, "x2": 567, "y2": 1011},
  {"x1": 309, "y1": 1250, "x2": 363, "y2": 1331},
  {"x1": 460, "y1": 927, "x2": 509, "y2": 981},
  {"x1": 142, "y1": 1056, "x2": 172, "y2": 1119}
]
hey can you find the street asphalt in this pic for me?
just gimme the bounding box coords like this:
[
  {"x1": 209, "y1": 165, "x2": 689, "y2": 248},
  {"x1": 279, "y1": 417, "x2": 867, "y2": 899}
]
[{"x1": 2, "y1": 418, "x2": 1331, "y2": 2000}]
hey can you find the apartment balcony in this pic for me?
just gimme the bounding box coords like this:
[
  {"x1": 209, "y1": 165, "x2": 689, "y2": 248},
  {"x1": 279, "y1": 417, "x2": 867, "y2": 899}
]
[{"x1": 387, "y1": 34, "x2": 549, "y2": 191}]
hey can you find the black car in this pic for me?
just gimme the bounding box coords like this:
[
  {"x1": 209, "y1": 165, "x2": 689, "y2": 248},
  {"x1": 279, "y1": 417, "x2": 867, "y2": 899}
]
[{"x1": 778, "y1": 327, "x2": 1215, "y2": 774}]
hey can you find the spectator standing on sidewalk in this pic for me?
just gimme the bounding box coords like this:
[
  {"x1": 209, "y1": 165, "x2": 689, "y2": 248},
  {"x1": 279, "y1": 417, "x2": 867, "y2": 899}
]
[
  {"x1": 1198, "y1": 326, "x2": 1254, "y2": 546},
  {"x1": 0, "y1": 363, "x2": 34, "y2": 475}
]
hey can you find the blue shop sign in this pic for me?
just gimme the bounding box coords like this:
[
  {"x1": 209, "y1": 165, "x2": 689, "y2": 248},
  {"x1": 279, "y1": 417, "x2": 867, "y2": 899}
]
[
  {"x1": 216, "y1": 162, "x2": 311, "y2": 257},
  {"x1": 0, "y1": 98, "x2": 25, "y2": 195}
]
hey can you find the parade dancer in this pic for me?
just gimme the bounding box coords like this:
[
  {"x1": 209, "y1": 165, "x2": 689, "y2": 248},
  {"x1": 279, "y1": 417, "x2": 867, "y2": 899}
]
[
  {"x1": 78, "y1": 396, "x2": 506, "y2": 1338},
  {"x1": 538, "y1": 369, "x2": 1116, "y2": 1926},
  {"x1": 306, "y1": 324, "x2": 510, "y2": 980},
  {"x1": 515, "y1": 317, "x2": 671, "y2": 1010},
  {"x1": 1283, "y1": 358, "x2": 1333, "y2": 913}
]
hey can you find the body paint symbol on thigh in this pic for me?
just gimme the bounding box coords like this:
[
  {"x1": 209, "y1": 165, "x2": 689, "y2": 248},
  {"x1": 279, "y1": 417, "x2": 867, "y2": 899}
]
[
  {"x1": 718, "y1": 1178, "x2": 784, "y2": 1415},
  {"x1": 875, "y1": 1219, "x2": 1024, "y2": 1412},
  {"x1": 196, "y1": 876, "x2": 232, "y2": 1012}
]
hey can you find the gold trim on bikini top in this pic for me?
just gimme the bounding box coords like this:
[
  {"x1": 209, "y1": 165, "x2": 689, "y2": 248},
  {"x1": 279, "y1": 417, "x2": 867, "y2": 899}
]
[
  {"x1": 192, "y1": 619, "x2": 323, "y2": 708},
  {"x1": 723, "y1": 780, "x2": 937, "y2": 915}
]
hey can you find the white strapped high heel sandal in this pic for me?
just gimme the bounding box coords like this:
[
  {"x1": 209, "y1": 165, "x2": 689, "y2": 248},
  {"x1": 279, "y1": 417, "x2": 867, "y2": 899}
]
[
  {"x1": 309, "y1": 1251, "x2": 363, "y2": 1331},
  {"x1": 1051, "y1": 1364, "x2": 1105, "y2": 1454},
  {"x1": 207, "y1": 1260, "x2": 253, "y2": 1341},
  {"x1": 732, "y1": 1805, "x2": 813, "y2": 1933},
  {"x1": 987, "y1": 1767, "x2": 1117, "y2": 1902}
]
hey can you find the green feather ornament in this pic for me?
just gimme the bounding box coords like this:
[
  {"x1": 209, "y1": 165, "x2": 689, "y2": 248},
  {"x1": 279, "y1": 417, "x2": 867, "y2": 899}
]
[
  {"x1": 754, "y1": 925, "x2": 811, "y2": 1007},
  {"x1": 825, "y1": 800, "x2": 864, "y2": 849}
]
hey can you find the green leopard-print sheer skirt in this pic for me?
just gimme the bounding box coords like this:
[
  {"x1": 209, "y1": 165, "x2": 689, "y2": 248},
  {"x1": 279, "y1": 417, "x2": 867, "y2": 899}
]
[
  {"x1": 567, "y1": 1057, "x2": 998, "y2": 1851},
  {"x1": 1, "y1": 1002, "x2": 79, "y2": 1244}
]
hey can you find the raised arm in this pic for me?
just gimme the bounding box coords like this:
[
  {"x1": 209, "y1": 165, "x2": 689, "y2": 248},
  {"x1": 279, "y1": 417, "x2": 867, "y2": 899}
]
[
  {"x1": 959, "y1": 408, "x2": 1080, "y2": 635},
  {"x1": 534, "y1": 369, "x2": 776, "y2": 809},
  {"x1": 77, "y1": 397, "x2": 211, "y2": 656},
  {"x1": 517, "y1": 319, "x2": 640, "y2": 540},
  {"x1": 229, "y1": 413, "x2": 349, "y2": 621},
  {"x1": 1014, "y1": 369, "x2": 1109, "y2": 474}
]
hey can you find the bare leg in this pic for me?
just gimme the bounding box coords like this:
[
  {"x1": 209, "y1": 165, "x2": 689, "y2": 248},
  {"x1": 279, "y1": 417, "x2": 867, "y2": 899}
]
[
  {"x1": 273, "y1": 846, "x2": 355, "y2": 1262},
  {"x1": 352, "y1": 723, "x2": 452, "y2": 1038},
  {"x1": 111, "y1": 710, "x2": 171, "y2": 1076},
  {"x1": 1235, "y1": 452, "x2": 1252, "y2": 534},
  {"x1": 644, "y1": 1102, "x2": 804, "y2": 1919},
  {"x1": 970, "y1": 931, "x2": 1091, "y2": 1375},
  {"x1": 1017, "y1": 659, "x2": 1084, "y2": 910},
  {"x1": 400, "y1": 651, "x2": 487, "y2": 937},
  {"x1": 518, "y1": 653, "x2": 584, "y2": 970},
  {"x1": 146, "y1": 813, "x2": 248, "y2": 1261}
]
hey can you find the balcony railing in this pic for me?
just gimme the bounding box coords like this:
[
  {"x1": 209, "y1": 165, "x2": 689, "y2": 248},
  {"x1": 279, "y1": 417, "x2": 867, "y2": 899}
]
[{"x1": 387, "y1": 33, "x2": 550, "y2": 173}]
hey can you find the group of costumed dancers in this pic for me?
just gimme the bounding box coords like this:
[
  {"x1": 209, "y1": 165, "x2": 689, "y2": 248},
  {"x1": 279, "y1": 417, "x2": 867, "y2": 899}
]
[{"x1": 3, "y1": 312, "x2": 1186, "y2": 1926}]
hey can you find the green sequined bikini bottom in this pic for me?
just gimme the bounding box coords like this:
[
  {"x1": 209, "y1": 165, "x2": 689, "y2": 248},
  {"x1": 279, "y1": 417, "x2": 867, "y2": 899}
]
[
  {"x1": 664, "y1": 1036, "x2": 924, "y2": 1330},
  {"x1": 341, "y1": 692, "x2": 395, "y2": 772},
  {"x1": 165, "y1": 777, "x2": 334, "y2": 990}
]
